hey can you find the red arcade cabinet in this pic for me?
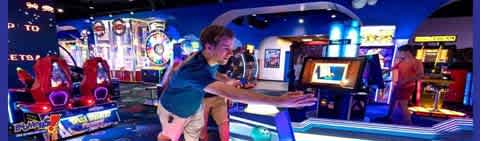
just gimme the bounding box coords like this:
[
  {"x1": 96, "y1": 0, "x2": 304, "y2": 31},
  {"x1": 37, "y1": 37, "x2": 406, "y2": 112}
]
[
  {"x1": 80, "y1": 57, "x2": 112, "y2": 107},
  {"x1": 17, "y1": 56, "x2": 74, "y2": 114}
]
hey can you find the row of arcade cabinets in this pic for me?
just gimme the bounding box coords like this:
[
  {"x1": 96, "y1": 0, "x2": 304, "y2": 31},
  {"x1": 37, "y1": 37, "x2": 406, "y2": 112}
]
[
  {"x1": 92, "y1": 18, "x2": 172, "y2": 83},
  {"x1": 408, "y1": 35, "x2": 468, "y2": 118},
  {"x1": 8, "y1": 56, "x2": 120, "y2": 140}
]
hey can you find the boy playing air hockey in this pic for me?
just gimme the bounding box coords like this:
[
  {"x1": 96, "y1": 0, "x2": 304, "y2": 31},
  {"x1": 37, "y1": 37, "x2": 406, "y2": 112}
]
[{"x1": 157, "y1": 25, "x2": 316, "y2": 141}]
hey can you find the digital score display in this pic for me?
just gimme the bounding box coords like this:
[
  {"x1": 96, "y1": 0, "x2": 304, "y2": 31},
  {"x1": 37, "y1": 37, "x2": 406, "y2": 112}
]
[
  {"x1": 300, "y1": 57, "x2": 365, "y2": 89},
  {"x1": 8, "y1": 0, "x2": 59, "y2": 88}
]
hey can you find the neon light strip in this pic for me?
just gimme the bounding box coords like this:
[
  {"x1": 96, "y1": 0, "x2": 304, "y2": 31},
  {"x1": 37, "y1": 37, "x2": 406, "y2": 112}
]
[
  {"x1": 386, "y1": 42, "x2": 400, "y2": 104},
  {"x1": 8, "y1": 93, "x2": 13, "y2": 123},
  {"x1": 294, "y1": 132, "x2": 372, "y2": 141},
  {"x1": 231, "y1": 115, "x2": 472, "y2": 140},
  {"x1": 463, "y1": 72, "x2": 472, "y2": 105},
  {"x1": 254, "y1": 52, "x2": 259, "y2": 79},
  {"x1": 293, "y1": 118, "x2": 473, "y2": 136},
  {"x1": 241, "y1": 54, "x2": 246, "y2": 78}
]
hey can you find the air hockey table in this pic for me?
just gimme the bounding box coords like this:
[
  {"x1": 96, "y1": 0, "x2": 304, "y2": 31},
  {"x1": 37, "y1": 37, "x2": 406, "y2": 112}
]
[{"x1": 229, "y1": 103, "x2": 473, "y2": 141}]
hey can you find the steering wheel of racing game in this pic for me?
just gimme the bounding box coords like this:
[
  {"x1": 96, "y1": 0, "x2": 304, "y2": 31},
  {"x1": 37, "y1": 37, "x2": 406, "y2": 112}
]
[{"x1": 145, "y1": 31, "x2": 171, "y2": 67}]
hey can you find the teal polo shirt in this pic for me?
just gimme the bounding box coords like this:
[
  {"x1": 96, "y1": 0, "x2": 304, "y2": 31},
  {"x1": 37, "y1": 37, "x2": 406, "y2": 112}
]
[{"x1": 160, "y1": 53, "x2": 218, "y2": 118}]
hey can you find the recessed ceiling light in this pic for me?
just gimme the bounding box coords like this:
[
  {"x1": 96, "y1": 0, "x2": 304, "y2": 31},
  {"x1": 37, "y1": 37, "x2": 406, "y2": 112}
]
[
  {"x1": 57, "y1": 8, "x2": 64, "y2": 13},
  {"x1": 252, "y1": 14, "x2": 256, "y2": 16},
  {"x1": 264, "y1": 20, "x2": 268, "y2": 23},
  {"x1": 298, "y1": 18, "x2": 304, "y2": 24},
  {"x1": 327, "y1": 8, "x2": 332, "y2": 11},
  {"x1": 130, "y1": 11, "x2": 134, "y2": 15},
  {"x1": 109, "y1": 14, "x2": 113, "y2": 17},
  {"x1": 331, "y1": 14, "x2": 337, "y2": 18},
  {"x1": 89, "y1": 16, "x2": 94, "y2": 20},
  {"x1": 89, "y1": 6, "x2": 95, "y2": 10}
]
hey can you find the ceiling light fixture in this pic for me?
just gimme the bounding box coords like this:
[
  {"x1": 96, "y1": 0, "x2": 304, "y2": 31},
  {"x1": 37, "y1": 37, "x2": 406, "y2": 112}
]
[
  {"x1": 331, "y1": 14, "x2": 337, "y2": 18},
  {"x1": 130, "y1": 11, "x2": 134, "y2": 15},
  {"x1": 57, "y1": 8, "x2": 64, "y2": 13},
  {"x1": 298, "y1": 18, "x2": 304, "y2": 24},
  {"x1": 89, "y1": 6, "x2": 95, "y2": 10}
]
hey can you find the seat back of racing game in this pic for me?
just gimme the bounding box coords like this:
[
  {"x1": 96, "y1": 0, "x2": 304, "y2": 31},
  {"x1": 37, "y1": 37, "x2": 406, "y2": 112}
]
[
  {"x1": 20, "y1": 56, "x2": 73, "y2": 114},
  {"x1": 80, "y1": 57, "x2": 112, "y2": 107}
]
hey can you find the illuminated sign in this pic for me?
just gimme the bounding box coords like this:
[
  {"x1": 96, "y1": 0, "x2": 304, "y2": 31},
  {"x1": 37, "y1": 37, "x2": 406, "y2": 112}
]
[
  {"x1": 41, "y1": 5, "x2": 54, "y2": 13},
  {"x1": 25, "y1": 2, "x2": 39, "y2": 10},
  {"x1": 93, "y1": 21, "x2": 106, "y2": 37},
  {"x1": 24, "y1": 24, "x2": 40, "y2": 32},
  {"x1": 8, "y1": 22, "x2": 15, "y2": 29},
  {"x1": 8, "y1": 22, "x2": 41, "y2": 32},
  {"x1": 9, "y1": 54, "x2": 41, "y2": 61},
  {"x1": 12, "y1": 114, "x2": 61, "y2": 137},
  {"x1": 360, "y1": 26, "x2": 396, "y2": 46},
  {"x1": 149, "y1": 21, "x2": 166, "y2": 32},
  {"x1": 414, "y1": 35, "x2": 457, "y2": 43},
  {"x1": 112, "y1": 19, "x2": 126, "y2": 35},
  {"x1": 329, "y1": 39, "x2": 351, "y2": 45},
  {"x1": 58, "y1": 104, "x2": 120, "y2": 138},
  {"x1": 25, "y1": 2, "x2": 54, "y2": 13}
]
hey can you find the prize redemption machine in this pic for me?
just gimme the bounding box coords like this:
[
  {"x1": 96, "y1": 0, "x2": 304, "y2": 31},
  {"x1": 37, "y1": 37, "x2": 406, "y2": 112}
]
[
  {"x1": 408, "y1": 35, "x2": 466, "y2": 118},
  {"x1": 141, "y1": 21, "x2": 173, "y2": 105},
  {"x1": 8, "y1": 56, "x2": 120, "y2": 140},
  {"x1": 297, "y1": 56, "x2": 383, "y2": 121}
]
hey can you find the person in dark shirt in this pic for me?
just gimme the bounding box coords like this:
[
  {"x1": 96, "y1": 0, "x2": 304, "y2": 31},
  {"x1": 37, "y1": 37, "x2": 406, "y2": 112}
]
[{"x1": 157, "y1": 25, "x2": 316, "y2": 141}]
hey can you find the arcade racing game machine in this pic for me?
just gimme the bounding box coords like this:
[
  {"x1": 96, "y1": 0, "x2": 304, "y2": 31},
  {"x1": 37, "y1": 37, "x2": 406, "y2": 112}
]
[
  {"x1": 8, "y1": 55, "x2": 120, "y2": 140},
  {"x1": 408, "y1": 35, "x2": 466, "y2": 118}
]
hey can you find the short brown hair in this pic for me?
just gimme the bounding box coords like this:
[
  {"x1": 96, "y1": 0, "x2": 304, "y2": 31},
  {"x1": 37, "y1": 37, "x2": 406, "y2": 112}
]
[
  {"x1": 200, "y1": 25, "x2": 234, "y2": 48},
  {"x1": 398, "y1": 45, "x2": 416, "y2": 55}
]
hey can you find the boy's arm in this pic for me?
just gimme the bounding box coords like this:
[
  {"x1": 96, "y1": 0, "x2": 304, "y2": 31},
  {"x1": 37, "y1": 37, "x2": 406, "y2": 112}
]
[{"x1": 204, "y1": 81, "x2": 316, "y2": 108}]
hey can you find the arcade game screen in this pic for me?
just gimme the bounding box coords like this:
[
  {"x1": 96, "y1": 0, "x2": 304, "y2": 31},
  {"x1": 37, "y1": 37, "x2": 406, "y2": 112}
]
[
  {"x1": 311, "y1": 63, "x2": 348, "y2": 84},
  {"x1": 301, "y1": 57, "x2": 365, "y2": 89}
]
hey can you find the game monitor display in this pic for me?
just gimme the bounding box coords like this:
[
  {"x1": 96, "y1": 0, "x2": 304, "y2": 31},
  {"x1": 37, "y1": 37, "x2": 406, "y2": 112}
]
[{"x1": 300, "y1": 57, "x2": 366, "y2": 90}]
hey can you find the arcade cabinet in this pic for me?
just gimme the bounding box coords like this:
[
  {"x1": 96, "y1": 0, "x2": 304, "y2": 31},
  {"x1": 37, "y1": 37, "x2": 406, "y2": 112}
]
[
  {"x1": 409, "y1": 35, "x2": 465, "y2": 118},
  {"x1": 141, "y1": 21, "x2": 172, "y2": 84},
  {"x1": 358, "y1": 26, "x2": 397, "y2": 103},
  {"x1": 298, "y1": 56, "x2": 379, "y2": 121},
  {"x1": 9, "y1": 56, "x2": 121, "y2": 140},
  {"x1": 79, "y1": 57, "x2": 113, "y2": 107}
]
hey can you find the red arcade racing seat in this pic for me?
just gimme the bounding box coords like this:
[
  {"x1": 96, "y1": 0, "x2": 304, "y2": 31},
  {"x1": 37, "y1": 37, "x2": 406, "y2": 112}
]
[
  {"x1": 80, "y1": 57, "x2": 112, "y2": 107},
  {"x1": 17, "y1": 56, "x2": 74, "y2": 114}
]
